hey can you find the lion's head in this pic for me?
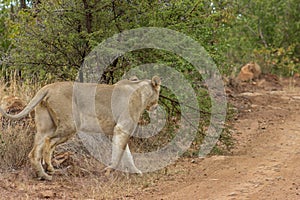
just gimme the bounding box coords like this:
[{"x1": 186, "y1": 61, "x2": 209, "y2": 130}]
[
  {"x1": 112, "y1": 76, "x2": 161, "y2": 127},
  {"x1": 237, "y1": 62, "x2": 261, "y2": 82},
  {"x1": 145, "y1": 76, "x2": 161, "y2": 111}
]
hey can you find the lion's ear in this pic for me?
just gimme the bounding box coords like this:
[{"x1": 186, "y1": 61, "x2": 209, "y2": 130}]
[
  {"x1": 151, "y1": 76, "x2": 161, "y2": 90},
  {"x1": 129, "y1": 76, "x2": 139, "y2": 81}
]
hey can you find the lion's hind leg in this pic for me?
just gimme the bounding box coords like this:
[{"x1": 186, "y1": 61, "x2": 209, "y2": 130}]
[
  {"x1": 42, "y1": 137, "x2": 55, "y2": 175},
  {"x1": 29, "y1": 105, "x2": 55, "y2": 181},
  {"x1": 43, "y1": 133, "x2": 73, "y2": 174},
  {"x1": 29, "y1": 136, "x2": 53, "y2": 181}
]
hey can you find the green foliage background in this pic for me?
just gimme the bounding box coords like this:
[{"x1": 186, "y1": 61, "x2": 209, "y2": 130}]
[
  {"x1": 1, "y1": 0, "x2": 299, "y2": 81},
  {"x1": 0, "y1": 0, "x2": 299, "y2": 154}
]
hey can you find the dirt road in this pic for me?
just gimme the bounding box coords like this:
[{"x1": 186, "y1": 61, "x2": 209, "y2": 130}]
[
  {"x1": 0, "y1": 79, "x2": 299, "y2": 199},
  {"x1": 136, "y1": 83, "x2": 300, "y2": 200}
]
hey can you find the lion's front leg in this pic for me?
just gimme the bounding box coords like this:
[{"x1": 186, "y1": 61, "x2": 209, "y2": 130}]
[
  {"x1": 123, "y1": 144, "x2": 142, "y2": 174},
  {"x1": 105, "y1": 125, "x2": 130, "y2": 175}
]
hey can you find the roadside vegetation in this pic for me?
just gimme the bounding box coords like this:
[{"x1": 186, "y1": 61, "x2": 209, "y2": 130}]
[{"x1": 0, "y1": 0, "x2": 299, "y2": 172}]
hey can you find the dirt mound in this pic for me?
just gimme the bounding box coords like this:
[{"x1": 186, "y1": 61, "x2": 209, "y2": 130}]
[
  {"x1": 228, "y1": 73, "x2": 283, "y2": 94},
  {"x1": 226, "y1": 73, "x2": 284, "y2": 118}
]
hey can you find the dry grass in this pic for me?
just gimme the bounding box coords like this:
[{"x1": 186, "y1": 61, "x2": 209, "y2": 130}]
[
  {"x1": 0, "y1": 123, "x2": 34, "y2": 170},
  {"x1": 0, "y1": 164, "x2": 168, "y2": 199},
  {"x1": 0, "y1": 77, "x2": 37, "y2": 171}
]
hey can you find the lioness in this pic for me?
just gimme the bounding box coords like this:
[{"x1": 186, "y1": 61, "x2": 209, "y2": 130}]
[
  {"x1": 237, "y1": 62, "x2": 261, "y2": 82},
  {"x1": 0, "y1": 76, "x2": 161, "y2": 180}
]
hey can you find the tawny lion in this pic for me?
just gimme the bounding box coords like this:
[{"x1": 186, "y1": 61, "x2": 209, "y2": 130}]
[
  {"x1": 237, "y1": 62, "x2": 261, "y2": 82},
  {"x1": 0, "y1": 76, "x2": 161, "y2": 180}
]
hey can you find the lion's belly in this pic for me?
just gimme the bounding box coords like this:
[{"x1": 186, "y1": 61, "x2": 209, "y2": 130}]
[{"x1": 97, "y1": 118, "x2": 115, "y2": 136}]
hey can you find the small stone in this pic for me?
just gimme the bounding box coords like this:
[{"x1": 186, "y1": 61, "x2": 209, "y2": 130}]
[{"x1": 38, "y1": 190, "x2": 55, "y2": 199}]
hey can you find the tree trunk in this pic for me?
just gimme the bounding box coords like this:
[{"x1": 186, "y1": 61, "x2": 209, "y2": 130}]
[
  {"x1": 20, "y1": 0, "x2": 26, "y2": 9},
  {"x1": 82, "y1": 0, "x2": 92, "y2": 34}
]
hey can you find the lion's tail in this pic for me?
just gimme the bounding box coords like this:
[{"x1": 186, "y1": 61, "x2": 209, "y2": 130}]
[{"x1": 0, "y1": 88, "x2": 48, "y2": 120}]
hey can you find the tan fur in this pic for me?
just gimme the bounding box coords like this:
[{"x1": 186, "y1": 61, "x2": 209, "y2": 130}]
[
  {"x1": 0, "y1": 76, "x2": 161, "y2": 180},
  {"x1": 237, "y1": 62, "x2": 261, "y2": 82}
]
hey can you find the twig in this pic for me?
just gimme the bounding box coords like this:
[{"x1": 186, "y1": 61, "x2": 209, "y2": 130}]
[{"x1": 159, "y1": 94, "x2": 211, "y2": 115}]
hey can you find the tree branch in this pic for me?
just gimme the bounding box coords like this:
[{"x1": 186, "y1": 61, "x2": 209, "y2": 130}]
[
  {"x1": 159, "y1": 94, "x2": 211, "y2": 116},
  {"x1": 258, "y1": 19, "x2": 268, "y2": 48}
]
